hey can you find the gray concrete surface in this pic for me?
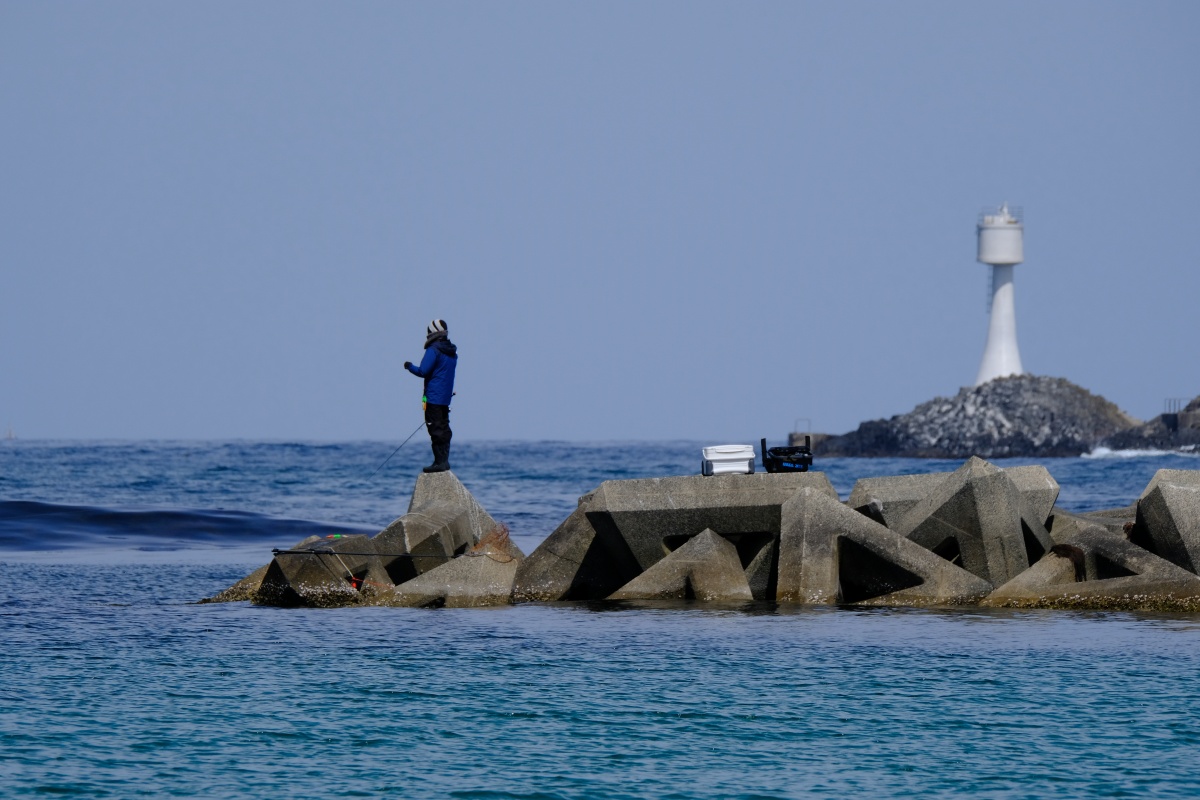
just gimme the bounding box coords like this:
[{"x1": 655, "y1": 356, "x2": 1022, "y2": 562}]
[
  {"x1": 893, "y1": 457, "x2": 1048, "y2": 586},
  {"x1": 990, "y1": 520, "x2": 1200, "y2": 609},
  {"x1": 1136, "y1": 470, "x2": 1200, "y2": 574},
  {"x1": 847, "y1": 472, "x2": 950, "y2": 528},
  {"x1": 776, "y1": 488, "x2": 992, "y2": 606},
  {"x1": 376, "y1": 534, "x2": 524, "y2": 608},
  {"x1": 407, "y1": 470, "x2": 497, "y2": 543},
  {"x1": 607, "y1": 529, "x2": 754, "y2": 602}
]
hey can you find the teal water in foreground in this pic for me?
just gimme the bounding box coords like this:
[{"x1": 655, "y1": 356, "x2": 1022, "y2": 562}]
[{"x1": 2, "y1": 441, "x2": 1200, "y2": 798}]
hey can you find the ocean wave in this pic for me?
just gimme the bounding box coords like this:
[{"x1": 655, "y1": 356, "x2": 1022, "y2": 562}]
[
  {"x1": 1083, "y1": 446, "x2": 1200, "y2": 460},
  {"x1": 0, "y1": 500, "x2": 376, "y2": 552}
]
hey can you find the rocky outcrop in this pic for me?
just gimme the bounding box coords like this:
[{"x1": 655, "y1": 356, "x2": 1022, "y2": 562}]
[{"x1": 813, "y1": 375, "x2": 1139, "y2": 458}]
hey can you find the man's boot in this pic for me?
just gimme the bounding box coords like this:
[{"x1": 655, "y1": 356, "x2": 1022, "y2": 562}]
[
  {"x1": 423, "y1": 442, "x2": 450, "y2": 473},
  {"x1": 422, "y1": 443, "x2": 440, "y2": 473}
]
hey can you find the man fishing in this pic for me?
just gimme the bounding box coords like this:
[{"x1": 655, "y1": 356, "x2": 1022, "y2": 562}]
[{"x1": 404, "y1": 319, "x2": 458, "y2": 473}]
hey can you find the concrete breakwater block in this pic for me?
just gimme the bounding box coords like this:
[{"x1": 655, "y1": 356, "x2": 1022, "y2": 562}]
[
  {"x1": 375, "y1": 529, "x2": 525, "y2": 608},
  {"x1": 511, "y1": 499, "x2": 605, "y2": 603},
  {"x1": 1067, "y1": 504, "x2": 1138, "y2": 536},
  {"x1": 1140, "y1": 469, "x2": 1200, "y2": 501},
  {"x1": 255, "y1": 533, "x2": 390, "y2": 608},
  {"x1": 197, "y1": 562, "x2": 275, "y2": 604},
  {"x1": 407, "y1": 470, "x2": 498, "y2": 544},
  {"x1": 374, "y1": 503, "x2": 474, "y2": 585},
  {"x1": 892, "y1": 457, "x2": 1054, "y2": 587},
  {"x1": 608, "y1": 529, "x2": 754, "y2": 602},
  {"x1": 848, "y1": 464, "x2": 1059, "y2": 532},
  {"x1": 848, "y1": 472, "x2": 951, "y2": 528},
  {"x1": 588, "y1": 473, "x2": 839, "y2": 573},
  {"x1": 204, "y1": 464, "x2": 1200, "y2": 612},
  {"x1": 1134, "y1": 470, "x2": 1200, "y2": 574},
  {"x1": 980, "y1": 546, "x2": 1082, "y2": 605},
  {"x1": 776, "y1": 488, "x2": 991, "y2": 606},
  {"x1": 512, "y1": 472, "x2": 838, "y2": 602},
  {"x1": 204, "y1": 472, "x2": 491, "y2": 607},
  {"x1": 1006, "y1": 465, "x2": 1061, "y2": 529},
  {"x1": 985, "y1": 518, "x2": 1200, "y2": 610}
]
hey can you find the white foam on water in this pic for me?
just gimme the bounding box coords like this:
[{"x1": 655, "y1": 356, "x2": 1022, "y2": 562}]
[{"x1": 1084, "y1": 446, "x2": 1200, "y2": 459}]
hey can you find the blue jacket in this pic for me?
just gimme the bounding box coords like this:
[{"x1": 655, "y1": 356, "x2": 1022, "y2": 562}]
[{"x1": 407, "y1": 338, "x2": 457, "y2": 405}]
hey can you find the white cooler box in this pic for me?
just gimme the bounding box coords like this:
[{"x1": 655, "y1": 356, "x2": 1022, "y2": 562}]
[{"x1": 701, "y1": 444, "x2": 756, "y2": 476}]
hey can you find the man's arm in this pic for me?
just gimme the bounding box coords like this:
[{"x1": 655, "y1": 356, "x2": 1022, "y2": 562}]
[{"x1": 407, "y1": 348, "x2": 437, "y2": 377}]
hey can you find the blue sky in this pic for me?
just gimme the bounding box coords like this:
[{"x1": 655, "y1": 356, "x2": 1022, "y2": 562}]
[{"x1": 2, "y1": 1, "x2": 1197, "y2": 441}]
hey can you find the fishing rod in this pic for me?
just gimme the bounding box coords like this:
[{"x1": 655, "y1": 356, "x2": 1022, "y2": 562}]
[
  {"x1": 272, "y1": 548, "x2": 448, "y2": 558},
  {"x1": 368, "y1": 420, "x2": 426, "y2": 479}
]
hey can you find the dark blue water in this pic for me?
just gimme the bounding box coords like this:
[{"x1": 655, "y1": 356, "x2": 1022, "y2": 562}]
[{"x1": 2, "y1": 440, "x2": 1199, "y2": 798}]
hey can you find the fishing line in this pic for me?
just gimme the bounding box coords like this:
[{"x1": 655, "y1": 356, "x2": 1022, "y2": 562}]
[
  {"x1": 273, "y1": 548, "x2": 514, "y2": 564},
  {"x1": 368, "y1": 421, "x2": 427, "y2": 479}
]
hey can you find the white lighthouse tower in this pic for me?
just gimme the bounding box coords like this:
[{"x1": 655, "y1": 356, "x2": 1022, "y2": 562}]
[{"x1": 974, "y1": 203, "x2": 1025, "y2": 386}]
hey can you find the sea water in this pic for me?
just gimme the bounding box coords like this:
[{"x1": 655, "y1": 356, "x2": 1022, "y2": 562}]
[{"x1": 2, "y1": 440, "x2": 1200, "y2": 798}]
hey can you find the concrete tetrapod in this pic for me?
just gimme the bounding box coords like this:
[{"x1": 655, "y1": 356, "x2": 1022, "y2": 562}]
[
  {"x1": 511, "y1": 496, "x2": 607, "y2": 602},
  {"x1": 979, "y1": 545, "x2": 1082, "y2": 605},
  {"x1": 406, "y1": 470, "x2": 497, "y2": 544},
  {"x1": 847, "y1": 464, "x2": 1059, "y2": 532},
  {"x1": 200, "y1": 563, "x2": 272, "y2": 604},
  {"x1": 272, "y1": 472, "x2": 488, "y2": 605},
  {"x1": 1006, "y1": 465, "x2": 1061, "y2": 530},
  {"x1": 1135, "y1": 470, "x2": 1200, "y2": 574},
  {"x1": 1070, "y1": 504, "x2": 1138, "y2": 537},
  {"x1": 203, "y1": 471, "x2": 495, "y2": 607},
  {"x1": 892, "y1": 457, "x2": 1052, "y2": 587},
  {"x1": 848, "y1": 472, "x2": 951, "y2": 528},
  {"x1": 1139, "y1": 469, "x2": 1200, "y2": 500},
  {"x1": 776, "y1": 488, "x2": 992, "y2": 606},
  {"x1": 985, "y1": 517, "x2": 1200, "y2": 610},
  {"x1": 255, "y1": 533, "x2": 391, "y2": 608},
  {"x1": 375, "y1": 529, "x2": 525, "y2": 608},
  {"x1": 200, "y1": 534, "x2": 323, "y2": 603},
  {"x1": 514, "y1": 473, "x2": 837, "y2": 602},
  {"x1": 373, "y1": 471, "x2": 490, "y2": 580},
  {"x1": 373, "y1": 502, "x2": 474, "y2": 585},
  {"x1": 587, "y1": 472, "x2": 837, "y2": 600},
  {"x1": 607, "y1": 529, "x2": 754, "y2": 602}
]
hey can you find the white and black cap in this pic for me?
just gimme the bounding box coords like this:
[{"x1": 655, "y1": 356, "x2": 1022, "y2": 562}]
[{"x1": 425, "y1": 318, "x2": 448, "y2": 346}]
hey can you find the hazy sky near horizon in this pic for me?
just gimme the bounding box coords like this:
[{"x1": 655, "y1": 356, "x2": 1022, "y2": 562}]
[{"x1": 2, "y1": 1, "x2": 1197, "y2": 442}]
